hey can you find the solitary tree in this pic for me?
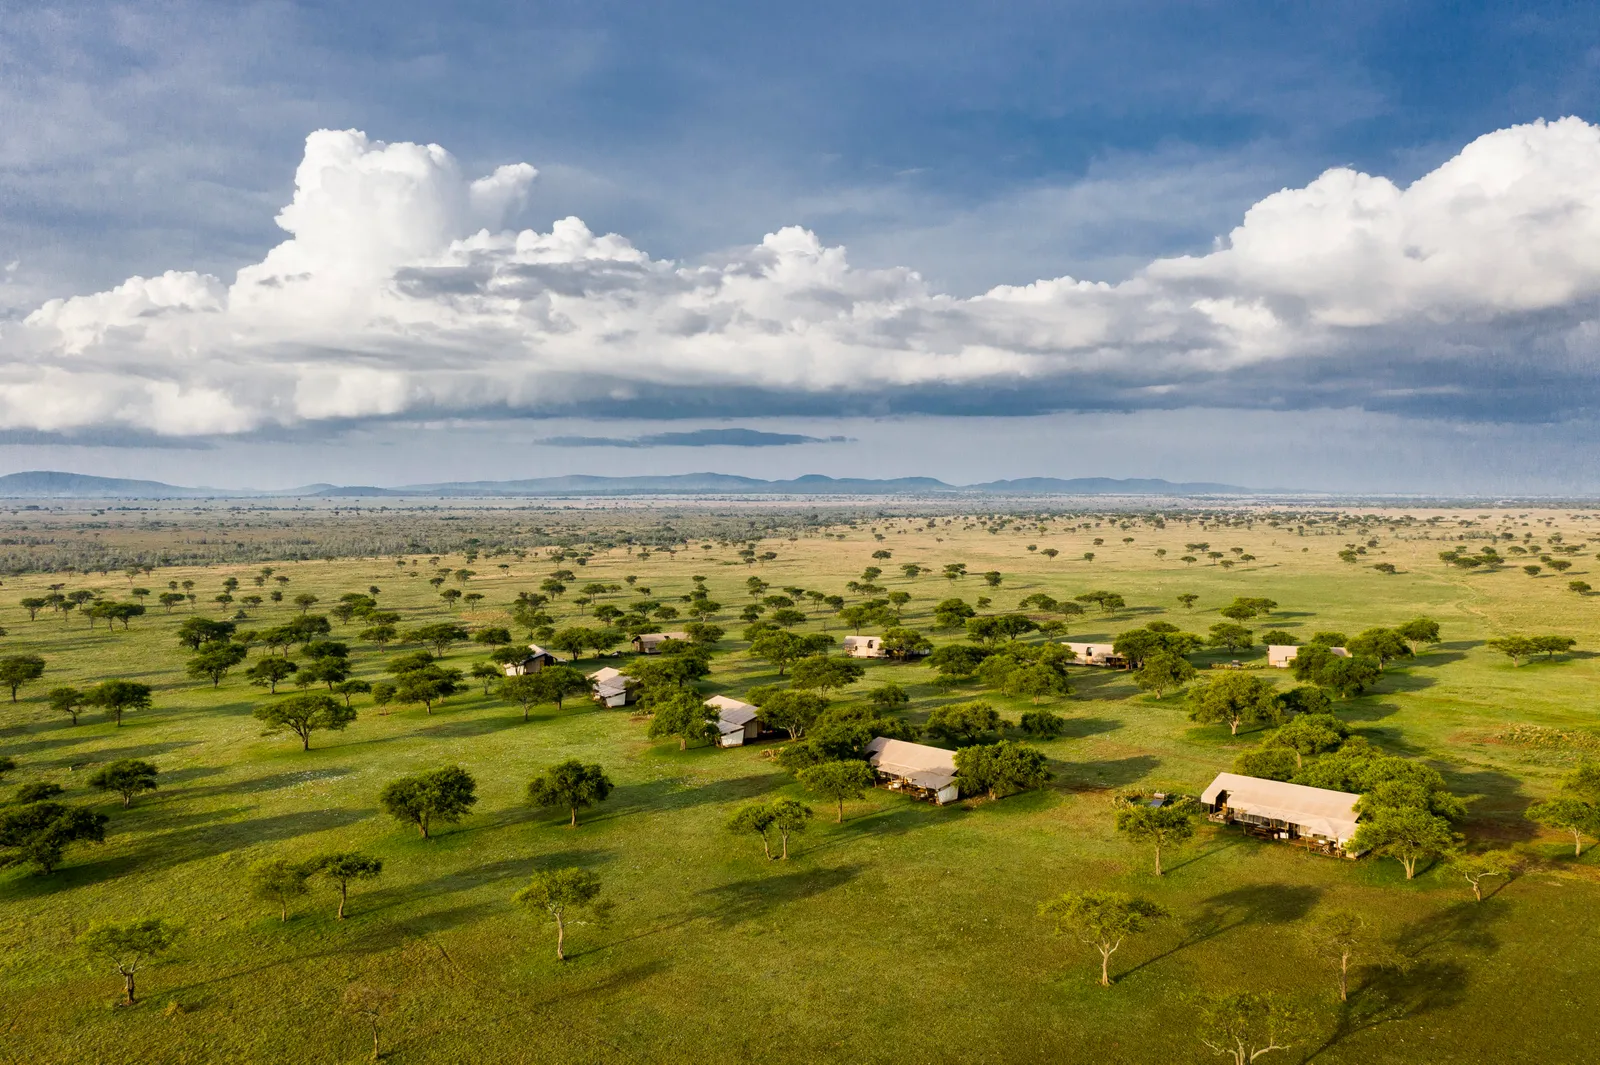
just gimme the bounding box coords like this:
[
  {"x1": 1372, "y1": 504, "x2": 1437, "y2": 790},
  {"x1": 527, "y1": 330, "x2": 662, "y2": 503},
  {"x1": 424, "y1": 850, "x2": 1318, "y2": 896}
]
[
  {"x1": 343, "y1": 983, "x2": 398, "y2": 1063},
  {"x1": 1449, "y1": 851, "x2": 1511, "y2": 902},
  {"x1": 527, "y1": 760, "x2": 615, "y2": 827},
  {"x1": 797, "y1": 760, "x2": 876, "y2": 823},
  {"x1": 88, "y1": 759, "x2": 159, "y2": 807},
  {"x1": 513, "y1": 868, "x2": 604, "y2": 961},
  {"x1": 306, "y1": 852, "x2": 384, "y2": 919},
  {"x1": 1195, "y1": 990, "x2": 1303, "y2": 1065},
  {"x1": 0, "y1": 655, "x2": 46, "y2": 702},
  {"x1": 1301, "y1": 909, "x2": 1381, "y2": 1002},
  {"x1": 1114, "y1": 796, "x2": 1200, "y2": 875},
  {"x1": 251, "y1": 858, "x2": 312, "y2": 921},
  {"x1": 85, "y1": 679, "x2": 152, "y2": 727},
  {"x1": 254, "y1": 693, "x2": 356, "y2": 751},
  {"x1": 1038, "y1": 890, "x2": 1168, "y2": 987},
  {"x1": 0, "y1": 800, "x2": 107, "y2": 872},
  {"x1": 379, "y1": 767, "x2": 479, "y2": 839},
  {"x1": 79, "y1": 918, "x2": 183, "y2": 1006},
  {"x1": 1526, "y1": 797, "x2": 1600, "y2": 857}
]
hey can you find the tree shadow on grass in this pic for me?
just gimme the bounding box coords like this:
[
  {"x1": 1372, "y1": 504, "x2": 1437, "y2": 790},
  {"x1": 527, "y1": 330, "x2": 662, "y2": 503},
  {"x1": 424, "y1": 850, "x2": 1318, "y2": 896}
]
[
  {"x1": 1118, "y1": 882, "x2": 1323, "y2": 982},
  {"x1": 1305, "y1": 959, "x2": 1471, "y2": 1061},
  {"x1": 44, "y1": 740, "x2": 198, "y2": 769},
  {"x1": 1160, "y1": 837, "x2": 1243, "y2": 876},
  {"x1": 693, "y1": 863, "x2": 862, "y2": 929},
  {"x1": 806, "y1": 800, "x2": 960, "y2": 854},
  {"x1": 583, "y1": 773, "x2": 786, "y2": 825},
  {"x1": 17, "y1": 806, "x2": 378, "y2": 895},
  {"x1": 1057, "y1": 716, "x2": 1123, "y2": 739},
  {"x1": 1407, "y1": 651, "x2": 1466, "y2": 668},
  {"x1": 412, "y1": 714, "x2": 527, "y2": 740},
  {"x1": 1440, "y1": 766, "x2": 1536, "y2": 842},
  {"x1": 1056, "y1": 754, "x2": 1161, "y2": 791},
  {"x1": 173, "y1": 765, "x2": 356, "y2": 799}
]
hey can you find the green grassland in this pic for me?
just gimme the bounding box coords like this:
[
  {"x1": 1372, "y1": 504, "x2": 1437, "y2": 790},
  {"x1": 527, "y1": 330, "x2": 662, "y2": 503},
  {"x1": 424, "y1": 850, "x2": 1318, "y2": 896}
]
[{"x1": 3, "y1": 507, "x2": 1599, "y2": 1064}]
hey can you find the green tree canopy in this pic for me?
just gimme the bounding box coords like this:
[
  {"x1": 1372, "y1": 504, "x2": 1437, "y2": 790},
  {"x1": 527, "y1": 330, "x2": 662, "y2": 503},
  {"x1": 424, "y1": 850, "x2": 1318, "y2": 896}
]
[
  {"x1": 85, "y1": 679, "x2": 152, "y2": 726},
  {"x1": 954, "y1": 740, "x2": 1051, "y2": 800},
  {"x1": 87, "y1": 759, "x2": 159, "y2": 807},
  {"x1": 1114, "y1": 796, "x2": 1200, "y2": 875},
  {"x1": 379, "y1": 767, "x2": 478, "y2": 839},
  {"x1": 305, "y1": 852, "x2": 384, "y2": 919},
  {"x1": 1187, "y1": 673, "x2": 1281, "y2": 735},
  {"x1": 513, "y1": 868, "x2": 604, "y2": 961},
  {"x1": 254, "y1": 692, "x2": 356, "y2": 751},
  {"x1": 1038, "y1": 890, "x2": 1168, "y2": 987},
  {"x1": 0, "y1": 801, "x2": 107, "y2": 873},
  {"x1": 797, "y1": 760, "x2": 876, "y2": 823},
  {"x1": 527, "y1": 759, "x2": 615, "y2": 826},
  {"x1": 0, "y1": 655, "x2": 46, "y2": 702},
  {"x1": 79, "y1": 918, "x2": 183, "y2": 1006}
]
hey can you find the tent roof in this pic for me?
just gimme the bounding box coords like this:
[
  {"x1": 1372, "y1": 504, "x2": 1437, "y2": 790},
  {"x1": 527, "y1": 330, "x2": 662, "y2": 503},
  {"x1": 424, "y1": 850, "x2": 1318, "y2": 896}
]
[
  {"x1": 866, "y1": 737, "x2": 958, "y2": 788},
  {"x1": 1202, "y1": 772, "x2": 1361, "y2": 841}
]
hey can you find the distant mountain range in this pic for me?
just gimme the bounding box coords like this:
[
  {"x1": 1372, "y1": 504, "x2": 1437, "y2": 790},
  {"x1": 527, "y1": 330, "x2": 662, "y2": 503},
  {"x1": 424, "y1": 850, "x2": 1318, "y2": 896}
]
[{"x1": 0, "y1": 469, "x2": 1279, "y2": 499}]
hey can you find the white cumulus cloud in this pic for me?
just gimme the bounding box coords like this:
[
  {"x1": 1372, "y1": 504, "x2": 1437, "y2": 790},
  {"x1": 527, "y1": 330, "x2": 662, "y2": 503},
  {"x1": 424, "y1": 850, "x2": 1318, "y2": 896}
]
[{"x1": 10, "y1": 119, "x2": 1600, "y2": 437}]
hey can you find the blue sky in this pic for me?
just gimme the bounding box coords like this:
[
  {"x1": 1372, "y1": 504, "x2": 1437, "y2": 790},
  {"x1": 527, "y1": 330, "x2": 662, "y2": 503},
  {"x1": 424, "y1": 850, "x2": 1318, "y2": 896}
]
[{"x1": 5, "y1": 1, "x2": 1600, "y2": 492}]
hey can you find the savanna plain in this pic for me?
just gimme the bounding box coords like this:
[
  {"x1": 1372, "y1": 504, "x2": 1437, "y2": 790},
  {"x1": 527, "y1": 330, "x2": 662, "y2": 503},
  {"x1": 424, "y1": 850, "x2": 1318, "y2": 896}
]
[{"x1": 2, "y1": 501, "x2": 1597, "y2": 1065}]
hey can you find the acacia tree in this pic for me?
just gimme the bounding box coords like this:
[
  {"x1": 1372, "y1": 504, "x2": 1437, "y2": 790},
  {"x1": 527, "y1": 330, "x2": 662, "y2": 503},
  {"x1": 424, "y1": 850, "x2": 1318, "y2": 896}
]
[
  {"x1": 954, "y1": 740, "x2": 1051, "y2": 800},
  {"x1": 1527, "y1": 797, "x2": 1600, "y2": 857},
  {"x1": 1114, "y1": 797, "x2": 1200, "y2": 875},
  {"x1": 246, "y1": 657, "x2": 298, "y2": 693},
  {"x1": 1396, "y1": 617, "x2": 1440, "y2": 653},
  {"x1": 527, "y1": 760, "x2": 615, "y2": 827},
  {"x1": 1263, "y1": 714, "x2": 1349, "y2": 769},
  {"x1": 48, "y1": 687, "x2": 86, "y2": 725},
  {"x1": 797, "y1": 760, "x2": 876, "y2": 823},
  {"x1": 1449, "y1": 851, "x2": 1511, "y2": 902},
  {"x1": 186, "y1": 643, "x2": 248, "y2": 688},
  {"x1": 88, "y1": 759, "x2": 159, "y2": 807},
  {"x1": 79, "y1": 918, "x2": 183, "y2": 1006},
  {"x1": 1195, "y1": 990, "x2": 1303, "y2": 1065},
  {"x1": 85, "y1": 680, "x2": 152, "y2": 727},
  {"x1": 0, "y1": 655, "x2": 46, "y2": 702},
  {"x1": 306, "y1": 852, "x2": 384, "y2": 919},
  {"x1": 0, "y1": 801, "x2": 107, "y2": 873},
  {"x1": 1352, "y1": 806, "x2": 1458, "y2": 878},
  {"x1": 767, "y1": 799, "x2": 813, "y2": 859},
  {"x1": 513, "y1": 868, "x2": 604, "y2": 961},
  {"x1": 1038, "y1": 890, "x2": 1168, "y2": 987},
  {"x1": 1187, "y1": 673, "x2": 1281, "y2": 736},
  {"x1": 1300, "y1": 910, "x2": 1383, "y2": 1003},
  {"x1": 728, "y1": 803, "x2": 777, "y2": 859},
  {"x1": 646, "y1": 693, "x2": 720, "y2": 750},
  {"x1": 251, "y1": 858, "x2": 311, "y2": 922},
  {"x1": 379, "y1": 767, "x2": 478, "y2": 839},
  {"x1": 254, "y1": 693, "x2": 356, "y2": 751},
  {"x1": 757, "y1": 690, "x2": 829, "y2": 739},
  {"x1": 343, "y1": 983, "x2": 398, "y2": 1063},
  {"x1": 1134, "y1": 652, "x2": 1197, "y2": 698}
]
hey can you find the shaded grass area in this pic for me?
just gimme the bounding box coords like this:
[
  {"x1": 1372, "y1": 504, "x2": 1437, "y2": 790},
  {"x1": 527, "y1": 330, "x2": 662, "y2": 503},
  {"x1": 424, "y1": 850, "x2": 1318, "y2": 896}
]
[{"x1": 1, "y1": 511, "x2": 1599, "y2": 1062}]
